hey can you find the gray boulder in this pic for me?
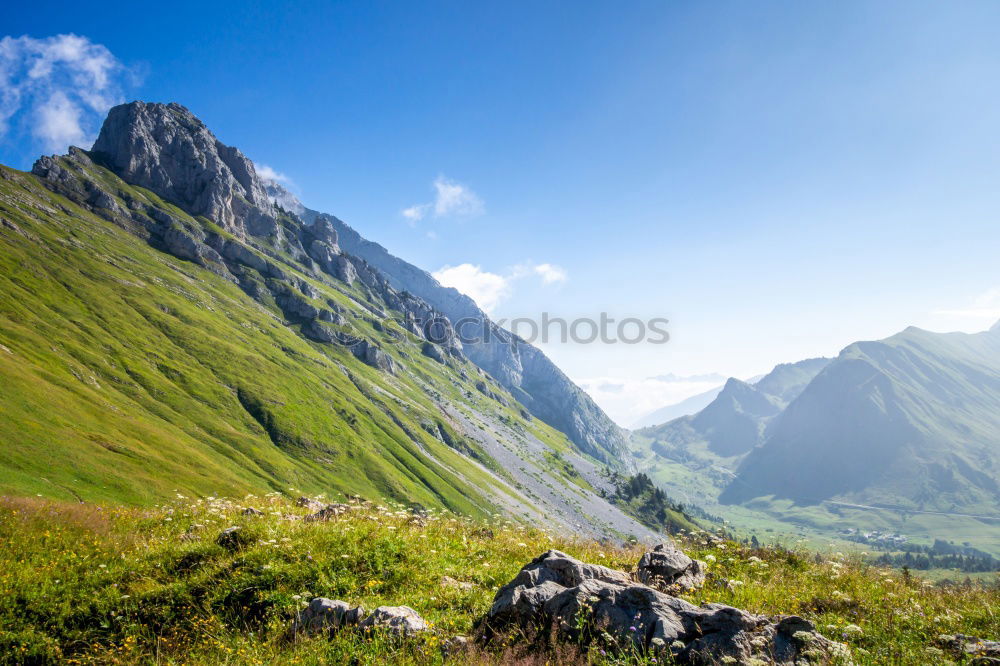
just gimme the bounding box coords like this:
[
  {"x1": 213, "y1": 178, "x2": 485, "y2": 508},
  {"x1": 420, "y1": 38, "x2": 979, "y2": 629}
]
[
  {"x1": 333, "y1": 255, "x2": 358, "y2": 285},
  {"x1": 939, "y1": 634, "x2": 1000, "y2": 661},
  {"x1": 359, "y1": 606, "x2": 429, "y2": 635},
  {"x1": 295, "y1": 496, "x2": 325, "y2": 512},
  {"x1": 482, "y1": 550, "x2": 847, "y2": 665},
  {"x1": 294, "y1": 598, "x2": 366, "y2": 636},
  {"x1": 351, "y1": 340, "x2": 397, "y2": 373},
  {"x1": 637, "y1": 543, "x2": 707, "y2": 592},
  {"x1": 274, "y1": 287, "x2": 320, "y2": 321},
  {"x1": 304, "y1": 503, "x2": 352, "y2": 522},
  {"x1": 422, "y1": 341, "x2": 446, "y2": 364},
  {"x1": 216, "y1": 526, "x2": 249, "y2": 551}
]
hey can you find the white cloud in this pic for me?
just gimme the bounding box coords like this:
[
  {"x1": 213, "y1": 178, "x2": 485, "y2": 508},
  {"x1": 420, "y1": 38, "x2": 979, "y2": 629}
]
[
  {"x1": 402, "y1": 203, "x2": 429, "y2": 222},
  {"x1": 34, "y1": 90, "x2": 85, "y2": 148},
  {"x1": 254, "y1": 163, "x2": 291, "y2": 185},
  {"x1": 432, "y1": 176, "x2": 483, "y2": 217},
  {"x1": 533, "y1": 262, "x2": 568, "y2": 285},
  {"x1": 401, "y1": 175, "x2": 484, "y2": 222},
  {"x1": 432, "y1": 261, "x2": 568, "y2": 313},
  {"x1": 930, "y1": 286, "x2": 1000, "y2": 331},
  {"x1": 433, "y1": 263, "x2": 511, "y2": 314},
  {"x1": 253, "y1": 162, "x2": 305, "y2": 214},
  {"x1": 0, "y1": 34, "x2": 137, "y2": 152}
]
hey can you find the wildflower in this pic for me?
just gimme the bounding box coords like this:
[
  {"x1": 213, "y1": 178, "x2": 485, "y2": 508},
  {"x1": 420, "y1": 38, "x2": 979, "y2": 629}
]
[
  {"x1": 629, "y1": 626, "x2": 636, "y2": 631},
  {"x1": 842, "y1": 624, "x2": 863, "y2": 638}
]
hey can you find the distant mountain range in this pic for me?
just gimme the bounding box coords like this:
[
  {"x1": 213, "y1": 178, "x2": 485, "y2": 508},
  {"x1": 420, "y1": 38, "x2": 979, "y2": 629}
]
[
  {"x1": 630, "y1": 385, "x2": 726, "y2": 430},
  {"x1": 636, "y1": 358, "x2": 829, "y2": 453},
  {"x1": 633, "y1": 325, "x2": 1000, "y2": 555},
  {"x1": 721, "y1": 325, "x2": 1000, "y2": 513}
]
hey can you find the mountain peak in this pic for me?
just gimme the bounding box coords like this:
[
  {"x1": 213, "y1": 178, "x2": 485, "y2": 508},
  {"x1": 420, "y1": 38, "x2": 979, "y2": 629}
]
[
  {"x1": 90, "y1": 101, "x2": 278, "y2": 238},
  {"x1": 991, "y1": 318, "x2": 1000, "y2": 333}
]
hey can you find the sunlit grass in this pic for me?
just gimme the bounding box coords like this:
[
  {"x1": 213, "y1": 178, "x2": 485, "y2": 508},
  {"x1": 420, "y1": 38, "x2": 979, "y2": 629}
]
[{"x1": 1, "y1": 494, "x2": 997, "y2": 664}]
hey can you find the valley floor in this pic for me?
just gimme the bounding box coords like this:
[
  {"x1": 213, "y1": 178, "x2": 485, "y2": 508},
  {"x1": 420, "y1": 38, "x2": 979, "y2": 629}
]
[{"x1": 1, "y1": 494, "x2": 998, "y2": 665}]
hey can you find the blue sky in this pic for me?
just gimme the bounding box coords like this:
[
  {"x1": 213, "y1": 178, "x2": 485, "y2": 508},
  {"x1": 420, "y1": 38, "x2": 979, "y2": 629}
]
[{"x1": 3, "y1": 1, "x2": 1000, "y2": 425}]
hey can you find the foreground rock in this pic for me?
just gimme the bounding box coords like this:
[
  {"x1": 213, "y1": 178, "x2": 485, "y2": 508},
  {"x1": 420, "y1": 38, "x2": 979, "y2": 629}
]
[
  {"x1": 303, "y1": 503, "x2": 352, "y2": 522},
  {"x1": 294, "y1": 599, "x2": 366, "y2": 636},
  {"x1": 637, "y1": 543, "x2": 707, "y2": 593},
  {"x1": 359, "y1": 606, "x2": 429, "y2": 635},
  {"x1": 293, "y1": 599, "x2": 427, "y2": 639},
  {"x1": 938, "y1": 634, "x2": 1000, "y2": 663},
  {"x1": 482, "y1": 550, "x2": 848, "y2": 665}
]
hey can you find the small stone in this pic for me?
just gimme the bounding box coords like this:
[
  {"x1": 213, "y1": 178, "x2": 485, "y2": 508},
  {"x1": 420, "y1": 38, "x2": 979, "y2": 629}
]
[
  {"x1": 304, "y1": 503, "x2": 351, "y2": 522},
  {"x1": 294, "y1": 598, "x2": 366, "y2": 636},
  {"x1": 442, "y1": 635, "x2": 469, "y2": 657},
  {"x1": 440, "y1": 575, "x2": 475, "y2": 591},
  {"x1": 359, "y1": 606, "x2": 428, "y2": 635},
  {"x1": 216, "y1": 526, "x2": 248, "y2": 551}
]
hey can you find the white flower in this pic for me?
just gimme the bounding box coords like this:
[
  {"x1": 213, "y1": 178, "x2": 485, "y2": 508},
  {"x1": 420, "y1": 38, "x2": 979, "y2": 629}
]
[{"x1": 842, "y1": 624, "x2": 863, "y2": 637}]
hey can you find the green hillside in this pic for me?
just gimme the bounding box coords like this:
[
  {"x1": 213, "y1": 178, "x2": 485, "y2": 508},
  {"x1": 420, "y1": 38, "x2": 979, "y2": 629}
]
[{"x1": 0, "y1": 162, "x2": 509, "y2": 512}]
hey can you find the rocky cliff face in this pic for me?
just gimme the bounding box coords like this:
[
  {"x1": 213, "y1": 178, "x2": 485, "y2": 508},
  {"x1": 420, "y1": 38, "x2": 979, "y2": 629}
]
[
  {"x1": 34, "y1": 101, "x2": 463, "y2": 363},
  {"x1": 288, "y1": 203, "x2": 629, "y2": 465},
  {"x1": 91, "y1": 102, "x2": 279, "y2": 239}
]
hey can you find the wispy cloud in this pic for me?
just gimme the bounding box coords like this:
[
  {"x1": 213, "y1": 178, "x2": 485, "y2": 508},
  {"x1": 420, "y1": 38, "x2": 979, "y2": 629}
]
[
  {"x1": 254, "y1": 163, "x2": 292, "y2": 186},
  {"x1": 432, "y1": 261, "x2": 568, "y2": 313},
  {"x1": 253, "y1": 162, "x2": 305, "y2": 214},
  {"x1": 0, "y1": 34, "x2": 138, "y2": 152},
  {"x1": 401, "y1": 175, "x2": 484, "y2": 222},
  {"x1": 402, "y1": 203, "x2": 430, "y2": 222},
  {"x1": 532, "y1": 263, "x2": 568, "y2": 285},
  {"x1": 576, "y1": 374, "x2": 727, "y2": 428},
  {"x1": 931, "y1": 286, "x2": 1000, "y2": 328}
]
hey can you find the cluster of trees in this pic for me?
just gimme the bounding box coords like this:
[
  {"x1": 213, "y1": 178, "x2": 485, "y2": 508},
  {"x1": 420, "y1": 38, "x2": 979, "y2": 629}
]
[
  {"x1": 605, "y1": 472, "x2": 702, "y2": 533},
  {"x1": 871, "y1": 540, "x2": 999, "y2": 573}
]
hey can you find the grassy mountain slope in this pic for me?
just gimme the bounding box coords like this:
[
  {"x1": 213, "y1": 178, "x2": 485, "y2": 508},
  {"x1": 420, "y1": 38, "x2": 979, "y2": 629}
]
[
  {"x1": 0, "y1": 157, "x2": 662, "y2": 539},
  {"x1": 294, "y1": 203, "x2": 630, "y2": 465},
  {"x1": 0, "y1": 163, "x2": 499, "y2": 512}
]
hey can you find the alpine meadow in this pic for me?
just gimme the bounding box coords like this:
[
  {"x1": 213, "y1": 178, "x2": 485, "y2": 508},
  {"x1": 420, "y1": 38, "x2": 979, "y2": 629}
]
[{"x1": 2, "y1": 4, "x2": 1000, "y2": 665}]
